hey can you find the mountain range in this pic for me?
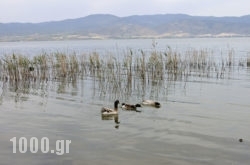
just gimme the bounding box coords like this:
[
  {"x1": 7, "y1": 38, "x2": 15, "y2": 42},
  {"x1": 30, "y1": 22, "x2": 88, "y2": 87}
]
[{"x1": 1, "y1": 14, "x2": 250, "y2": 41}]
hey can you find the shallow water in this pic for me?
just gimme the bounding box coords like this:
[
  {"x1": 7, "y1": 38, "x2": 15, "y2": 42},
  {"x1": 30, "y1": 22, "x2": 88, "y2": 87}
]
[
  {"x1": 0, "y1": 38, "x2": 250, "y2": 165},
  {"x1": 1, "y1": 37, "x2": 250, "y2": 57}
]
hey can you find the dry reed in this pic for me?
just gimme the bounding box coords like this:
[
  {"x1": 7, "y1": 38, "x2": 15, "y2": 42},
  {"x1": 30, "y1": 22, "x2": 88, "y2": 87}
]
[{"x1": 0, "y1": 47, "x2": 246, "y2": 89}]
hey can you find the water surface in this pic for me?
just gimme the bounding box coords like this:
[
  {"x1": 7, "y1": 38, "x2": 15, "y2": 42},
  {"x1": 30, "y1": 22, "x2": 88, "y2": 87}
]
[{"x1": 0, "y1": 38, "x2": 250, "y2": 165}]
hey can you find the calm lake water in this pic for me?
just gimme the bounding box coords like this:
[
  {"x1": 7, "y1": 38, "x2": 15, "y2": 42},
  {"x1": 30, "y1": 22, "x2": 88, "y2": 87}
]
[{"x1": 0, "y1": 38, "x2": 250, "y2": 165}]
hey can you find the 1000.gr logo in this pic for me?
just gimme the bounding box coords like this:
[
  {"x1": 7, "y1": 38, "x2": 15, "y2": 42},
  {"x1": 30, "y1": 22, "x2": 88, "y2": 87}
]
[{"x1": 10, "y1": 137, "x2": 71, "y2": 155}]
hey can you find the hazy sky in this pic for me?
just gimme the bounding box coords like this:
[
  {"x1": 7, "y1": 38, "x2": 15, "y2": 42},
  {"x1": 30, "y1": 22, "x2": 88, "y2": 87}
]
[{"x1": 0, "y1": 0, "x2": 249, "y2": 23}]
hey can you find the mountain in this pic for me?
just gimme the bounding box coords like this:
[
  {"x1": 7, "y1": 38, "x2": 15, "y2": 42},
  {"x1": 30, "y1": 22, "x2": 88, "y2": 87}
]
[{"x1": 1, "y1": 14, "x2": 250, "y2": 41}]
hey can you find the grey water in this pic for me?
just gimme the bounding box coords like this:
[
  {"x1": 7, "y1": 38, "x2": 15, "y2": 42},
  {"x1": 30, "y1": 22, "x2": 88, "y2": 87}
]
[{"x1": 0, "y1": 38, "x2": 250, "y2": 165}]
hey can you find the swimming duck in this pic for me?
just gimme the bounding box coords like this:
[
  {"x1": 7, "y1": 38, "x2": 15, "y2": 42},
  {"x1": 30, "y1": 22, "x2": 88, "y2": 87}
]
[
  {"x1": 142, "y1": 100, "x2": 161, "y2": 108},
  {"x1": 121, "y1": 103, "x2": 141, "y2": 111},
  {"x1": 101, "y1": 100, "x2": 120, "y2": 115}
]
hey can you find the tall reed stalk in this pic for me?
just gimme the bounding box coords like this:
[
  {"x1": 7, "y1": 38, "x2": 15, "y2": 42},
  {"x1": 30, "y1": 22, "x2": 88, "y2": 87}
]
[{"x1": 0, "y1": 46, "x2": 246, "y2": 90}]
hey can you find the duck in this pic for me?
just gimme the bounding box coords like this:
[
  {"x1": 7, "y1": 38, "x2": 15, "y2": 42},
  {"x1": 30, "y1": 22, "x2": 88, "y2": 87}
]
[
  {"x1": 29, "y1": 66, "x2": 34, "y2": 71},
  {"x1": 142, "y1": 100, "x2": 161, "y2": 108},
  {"x1": 101, "y1": 100, "x2": 120, "y2": 115},
  {"x1": 121, "y1": 103, "x2": 141, "y2": 111}
]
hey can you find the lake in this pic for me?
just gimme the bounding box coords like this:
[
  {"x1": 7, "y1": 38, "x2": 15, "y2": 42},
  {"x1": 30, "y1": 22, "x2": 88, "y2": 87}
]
[{"x1": 0, "y1": 38, "x2": 250, "y2": 165}]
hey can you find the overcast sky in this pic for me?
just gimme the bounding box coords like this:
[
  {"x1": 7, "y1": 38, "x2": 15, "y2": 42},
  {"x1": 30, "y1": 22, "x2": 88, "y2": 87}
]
[{"x1": 0, "y1": 0, "x2": 249, "y2": 23}]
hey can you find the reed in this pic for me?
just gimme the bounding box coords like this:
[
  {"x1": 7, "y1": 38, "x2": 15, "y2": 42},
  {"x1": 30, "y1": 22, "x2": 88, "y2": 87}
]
[
  {"x1": 0, "y1": 46, "x2": 245, "y2": 90},
  {"x1": 1, "y1": 54, "x2": 31, "y2": 81},
  {"x1": 1, "y1": 45, "x2": 248, "y2": 103},
  {"x1": 33, "y1": 53, "x2": 49, "y2": 80}
]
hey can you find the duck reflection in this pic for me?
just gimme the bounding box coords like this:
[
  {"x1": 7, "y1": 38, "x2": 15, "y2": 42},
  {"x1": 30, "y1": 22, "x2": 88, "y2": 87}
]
[{"x1": 101, "y1": 114, "x2": 120, "y2": 129}]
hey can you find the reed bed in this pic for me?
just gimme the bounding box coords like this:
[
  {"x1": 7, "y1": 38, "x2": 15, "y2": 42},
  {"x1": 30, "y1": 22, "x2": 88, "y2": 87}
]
[{"x1": 0, "y1": 47, "x2": 247, "y2": 91}]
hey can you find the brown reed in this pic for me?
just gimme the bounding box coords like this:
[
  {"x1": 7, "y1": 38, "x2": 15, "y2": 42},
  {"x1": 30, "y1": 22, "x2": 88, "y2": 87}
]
[{"x1": 0, "y1": 46, "x2": 245, "y2": 87}]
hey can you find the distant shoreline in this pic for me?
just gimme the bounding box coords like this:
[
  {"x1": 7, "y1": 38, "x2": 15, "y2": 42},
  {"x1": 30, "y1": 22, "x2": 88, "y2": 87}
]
[
  {"x1": 1, "y1": 34, "x2": 250, "y2": 42},
  {"x1": 1, "y1": 14, "x2": 250, "y2": 42}
]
